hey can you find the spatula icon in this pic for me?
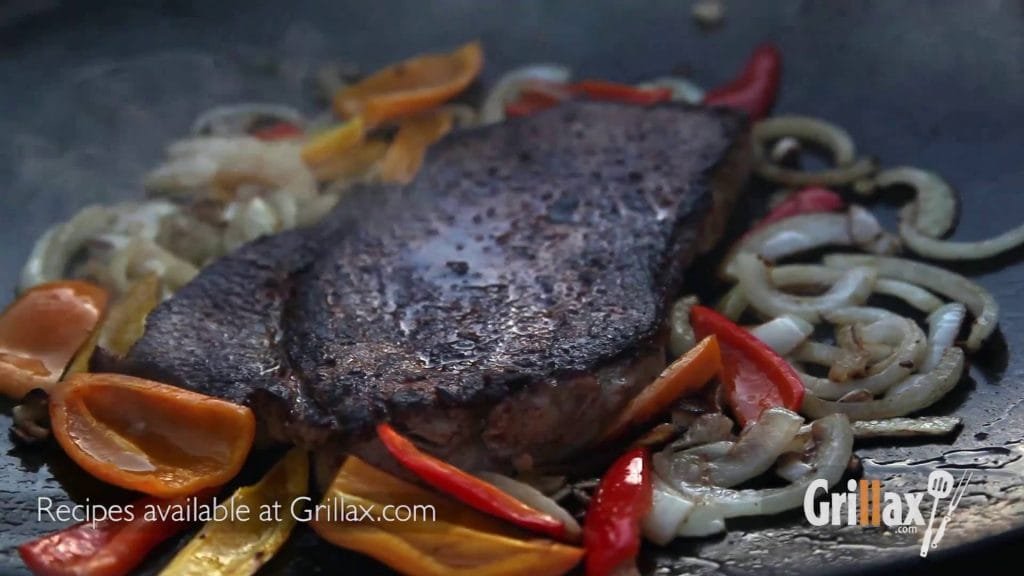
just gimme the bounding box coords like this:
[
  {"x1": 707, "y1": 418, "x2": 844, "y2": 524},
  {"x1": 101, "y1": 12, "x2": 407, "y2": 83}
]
[
  {"x1": 932, "y1": 471, "x2": 972, "y2": 549},
  {"x1": 920, "y1": 470, "x2": 955, "y2": 557}
]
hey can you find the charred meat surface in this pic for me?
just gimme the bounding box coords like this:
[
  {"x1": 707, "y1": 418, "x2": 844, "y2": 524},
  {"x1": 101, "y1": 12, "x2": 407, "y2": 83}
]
[{"x1": 116, "y1": 102, "x2": 749, "y2": 472}]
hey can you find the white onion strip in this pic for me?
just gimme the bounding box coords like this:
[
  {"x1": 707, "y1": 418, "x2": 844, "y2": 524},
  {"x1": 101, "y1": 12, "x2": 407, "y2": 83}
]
[
  {"x1": 656, "y1": 414, "x2": 853, "y2": 538},
  {"x1": 722, "y1": 207, "x2": 897, "y2": 279},
  {"x1": 770, "y1": 265, "x2": 944, "y2": 313},
  {"x1": 802, "y1": 347, "x2": 965, "y2": 420},
  {"x1": 479, "y1": 64, "x2": 572, "y2": 124},
  {"x1": 749, "y1": 315, "x2": 814, "y2": 355},
  {"x1": 856, "y1": 166, "x2": 958, "y2": 238},
  {"x1": 752, "y1": 116, "x2": 877, "y2": 186},
  {"x1": 900, "y1": 216, "x2": 1024, "y2": 261},
  {"x1": 923, "y1": 303, "x2": 966, "y2": 372},
  {"x1": 656, "y1": 408, "x2": 804, "y2": 489},
  {"x1": 734, "y1": 253, "x2": 875, "y2": 322},
  {"x1": 823, "y1": 254, "x2": 997, "y2": 351},
  {"x1": 477, "y1": 472, "x2": 581, "y2": 540}
]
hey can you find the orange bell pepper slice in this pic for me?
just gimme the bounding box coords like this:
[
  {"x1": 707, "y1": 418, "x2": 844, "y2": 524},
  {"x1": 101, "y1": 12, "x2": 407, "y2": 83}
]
[
  {"x1": 378, "y1": 110, "x2": 453, "y2": 184},
  {"x1": 300, "y1": 116, "x2": 365, "y2": 166},
  {"x1": 0, "y1": 280, "x2": 107, "y2": 399},
  {"x1": 49, "y1": 373, "x2": 255, "y2": 498},
  {"x1": 311, "y1": 456, "x2": 583, "y2": 576},
  {"x1": 333, "y1": 41, "x2": 483, "y2": 126},
  {"x1": 601, "y1": 335, "x2": 721, "y2": 441}
]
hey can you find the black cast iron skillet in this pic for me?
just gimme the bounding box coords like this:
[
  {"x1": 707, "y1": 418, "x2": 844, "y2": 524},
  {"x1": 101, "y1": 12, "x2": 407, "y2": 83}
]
[{"x1": 1, "y1": 1, "x2": 1023, "y2": 574}]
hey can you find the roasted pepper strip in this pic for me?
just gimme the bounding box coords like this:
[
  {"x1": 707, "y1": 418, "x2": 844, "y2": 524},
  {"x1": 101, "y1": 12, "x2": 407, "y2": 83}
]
[
  {"x1": 376, "y1": 423, "x2": 570, "y2": 541},
  {"x1": 159, "y1": 448, "x2": 308, "y2": 576},
  {"x1": 67, "y1": 275, "x2": 161, "y2": 375},
  {"x1": 300, "y1": 116, "x2": 365, "y2": 166},
  {"x1": 311, "y1": 456, "x2": 583, "y2": 576},
  {"x1": 570, "y1": 80, "x2": 673, "y2": 105},
  {"x1": 689, "y1": 305, "x2": 804, "y2": 426},
  {"x1": 602, "y1": 335, "x2": 721, "y2": 441},
  {"x1": 0, "y1": 280, "x2": 107, "y2": 399},
  {"x1": 702, "y1": 43, "x2": 782, "y2": 121},
  {"x1": 583, "y1": 447, "x2": 653, "y2": 576},
  {"x1": 378, "y1": 110, "x2": 454, "y2": 184},
  {"x1": 756, "y1": 187, "x2": 845, "y2": 230},
  {"x1": 333, "y1": 41, "x2": 484, "y2": 126},
  {"x1": 19, "y1": 491, "x2": 214, "y2": 576},
  {"x1": 50, "y1": 373, "x2": 255, "y2": 498}
]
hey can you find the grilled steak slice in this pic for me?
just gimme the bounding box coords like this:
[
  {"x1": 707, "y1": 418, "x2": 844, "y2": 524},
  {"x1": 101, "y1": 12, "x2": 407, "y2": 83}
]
[{"x1": 116, "y1": 101, "x2": 750, "y2": 473}]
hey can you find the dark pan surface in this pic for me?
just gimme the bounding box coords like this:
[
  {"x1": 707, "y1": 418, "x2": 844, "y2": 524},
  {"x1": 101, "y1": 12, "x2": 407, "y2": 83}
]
[{"x1": 1, "y1": 1, "x2": 1022, "y2": 574}]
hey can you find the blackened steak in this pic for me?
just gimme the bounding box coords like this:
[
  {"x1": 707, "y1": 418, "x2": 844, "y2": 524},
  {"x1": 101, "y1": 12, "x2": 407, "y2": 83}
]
[{"x1": 116, "y1": 102, "x2": 749, "y2": 473}]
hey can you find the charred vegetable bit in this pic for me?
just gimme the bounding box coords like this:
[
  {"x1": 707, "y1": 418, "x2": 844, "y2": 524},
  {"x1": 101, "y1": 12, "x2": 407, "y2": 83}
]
[
  {"x1": 49, "y1": 373, "x2": 255, "y2": 498},
  {"x1": 376, "y1": 423, "x2": 573, "y2": 541},
  {"x1": 690, "y1": 305, "x2": 805, "y2": 426},
  {"x1": 602, "y1": 335, "x2": 721, "y2": 441},
  {"x1": 159, "y1": 449, "x2": 309, "y2": 576},
  {"x1": 11, "y1": 388, "x2": 51, "y2": 445},
  {"x1": 583, "y1": 447, "x2": 653, "y2": 576},
  {"x1": 702, "y1": 43, "x2": 782, "y2": 121},
  {"x1": 333, "y1": 41, "x2": 484, "y2": 126},
  {"x1": 19, "y1": 490, "x2": 215, "y2": 576},
  {"x1": 0, "y1": 280, "x2": 107, "y2": 399},
  {"x1": 312, "y1": 456, "x2": 584, "y2": 576}
]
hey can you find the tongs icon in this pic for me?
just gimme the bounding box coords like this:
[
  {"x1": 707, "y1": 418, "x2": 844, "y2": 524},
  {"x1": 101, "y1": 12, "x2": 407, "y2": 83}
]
[{"x1": 931, "y1": 471, "x2": 972, "y2": 549}]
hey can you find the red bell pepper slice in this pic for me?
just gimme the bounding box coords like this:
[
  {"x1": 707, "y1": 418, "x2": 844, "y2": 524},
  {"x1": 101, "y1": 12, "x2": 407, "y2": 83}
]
[
  {"x1": 19, "y1": 491, "x2": 214, "y2": 576},
  {"x1": 583, "y1": 447, "x2": 653, "y2": 576},
  {"x1": 569, "y1": 80, "x2": 673, "y2": 106},
  {"x1": 251, "y1": 121, "x2": 304, "y2": 141},
  {"x1": 702, "y1": 43, "x2": 782, "y2": 121},
  {"x1": 753, "y1": 187, "x2": 845, "y2": 233},
  {"x1": 376, "y1": 423, "x2": 570, "y2": 541},
  {"x1": 689, "y1": 305, "x2": 805, "y2": 426}
]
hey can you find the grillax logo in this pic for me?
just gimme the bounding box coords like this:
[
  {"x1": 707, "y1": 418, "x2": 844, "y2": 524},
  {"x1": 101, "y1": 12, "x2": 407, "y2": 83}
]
[{"x1": 803, "y1": 470, "x2": 972, "y2": 557}]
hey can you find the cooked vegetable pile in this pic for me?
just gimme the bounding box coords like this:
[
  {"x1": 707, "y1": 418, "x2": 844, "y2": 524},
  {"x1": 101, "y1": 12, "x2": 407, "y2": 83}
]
[{"x1": 2, "y1": 39, "x2": 1019, "y2": 576}]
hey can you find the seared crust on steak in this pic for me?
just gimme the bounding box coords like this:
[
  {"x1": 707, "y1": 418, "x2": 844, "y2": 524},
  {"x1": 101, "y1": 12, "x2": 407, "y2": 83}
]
[{"x1": 114, "y1": 102, "x2": 749, "y2": 471}]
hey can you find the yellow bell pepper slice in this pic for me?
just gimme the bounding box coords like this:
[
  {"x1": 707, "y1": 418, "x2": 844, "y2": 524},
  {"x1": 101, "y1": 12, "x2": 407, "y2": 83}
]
[
  {"x1": 378, "y1": 109, "x2": 453, "y2": 184},
  {"x1": 67, "y1": 274, "x2": 161, "y2": 375},
  {"x1": 300, "y1": 116, "x2": 365, "y2": 167},
  {"x1": 159, "y1": 448, "x2": 309, "y2": 576},
  {"x1": 310, "y1": 456, "x2": 583, "y2": 576}
]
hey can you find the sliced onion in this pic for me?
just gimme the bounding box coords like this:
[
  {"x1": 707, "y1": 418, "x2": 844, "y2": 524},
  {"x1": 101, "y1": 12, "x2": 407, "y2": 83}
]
[
  {"x1": 823, "y1": 254, "x2": 997, "y2": 351},
  {"x1": 722, "y1": 207, "x2": 897, "y2": 278},
  {"x1": 856, "y1": 166, "x2": 958, "y2": 238},
  {"x1": 19, "y1": 206, "x2": 116, "y2": 291},
  {"x1": 191, "y1": 103, "x2": 305, "y2": 137},
  {"x1": 900, "y1": 216, "x2": 1024, "y2": 261},
  {"x1": 722, "y1": 264, "x2": 943, "y2": 320},
  {"x1": 635, "y1": 76, "x2": 705, "y2": 104},
  {"x1": 752, "y1": 116, "x2": 877, "y2": 187},
  {"x1": 656, "y1": 407, "x2": 804, "y2": 489},
  {"x1": 668, "y1": 413, "x2": 735, "y2": 451},
  {"x1": 477, "y1": 472, "x2": 581, "y2": 540},
  {"x1": 643, "y1": 478, "x2": 696, "y2": 545},
  {"x1": 852, "y1": 416, "x2": 962, "y2": 438},
  {"x1": 802, "y1": 347, "x2": 965, "y2": 420},
  {"x1": 660, "y1": 414, "x2": 853, "y2": 537},
  {"x1": 716, "y1": 285, "x2": 748, "y2": 320},
  {"x1": 734, "y1": 253, "x2": 875, "y2": 322},
  {"x1": 923, "y1": 303, "x2": 966, "y2": 372},
  {"x1": 479, "y1": 64, "x2": 572, "y2": 124},
  {"x1": 749, "y1": 315, "x2": 814, "y2": 355},
  {"x1": 669, "y1": 296, "x2": 699, "y2": 358}
]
